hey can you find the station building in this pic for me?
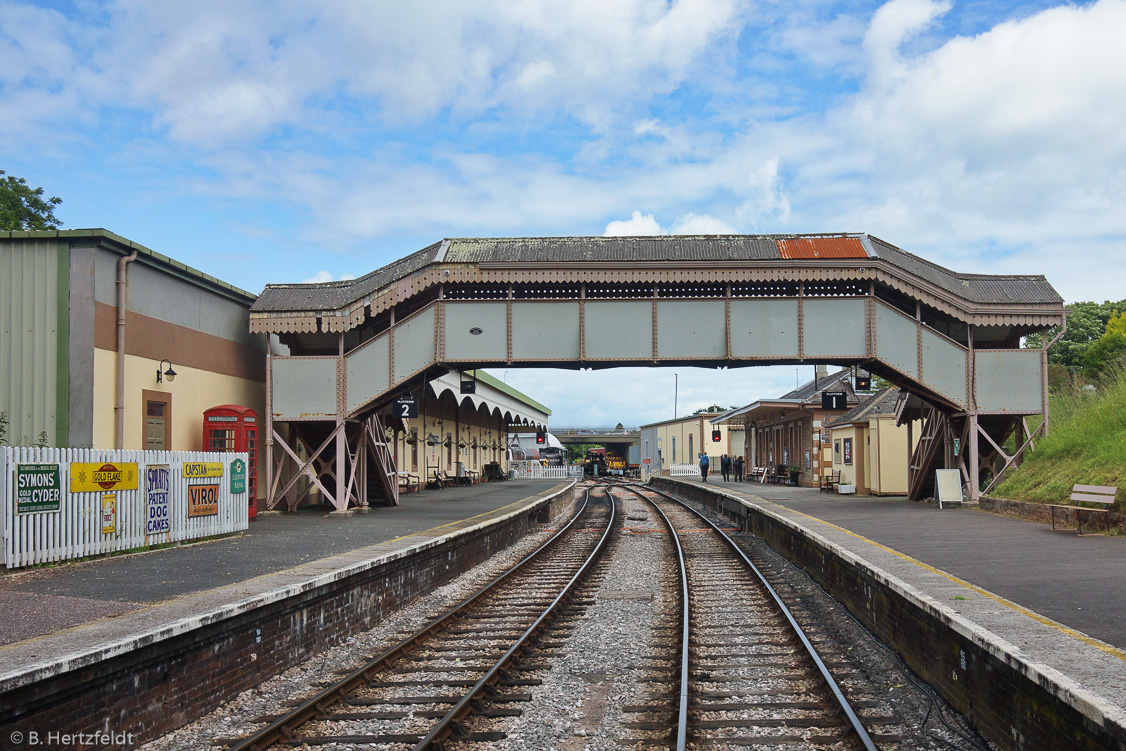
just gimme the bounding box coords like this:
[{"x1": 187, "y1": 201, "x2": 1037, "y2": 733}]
[
  {"x1": 823, "y1": 387, "x2": 918, "y2": 495},
  {"x1": 639, "y1": 411, "x2": 743, "y2": 473},
  {"x1": 388, "y1": 370, "x2": 549, "y2": 484},
  {"x1": 0, "y1": 229, "x2": 265, "y2": 454},
  {"x1": 711, "y1": 367, "x2": 861, "y2": 486}
]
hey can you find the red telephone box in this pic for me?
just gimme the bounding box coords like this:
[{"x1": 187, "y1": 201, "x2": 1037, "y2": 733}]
[{"x1": 203, "y1": 405, "x2": 258, "y2": 520}]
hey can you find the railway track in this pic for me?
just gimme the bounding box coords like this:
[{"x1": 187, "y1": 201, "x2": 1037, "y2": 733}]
[
  {"x1": 616, "y1": 482, "x2": 887, "y2": 750},
  {"x1": 225, "y1": 486, "x2": 615, "y2": 751}
]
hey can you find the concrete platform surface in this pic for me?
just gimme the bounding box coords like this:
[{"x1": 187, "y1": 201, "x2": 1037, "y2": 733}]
[
  {"x1": 679, "y1": 477, "x2": 1126, "y2": 713},
  {"x1": 0, "y1": 480, "x2": 565, "y2": 647}
]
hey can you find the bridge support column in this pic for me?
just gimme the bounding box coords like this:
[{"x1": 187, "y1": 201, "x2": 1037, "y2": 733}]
[{"x1": 967, "y1": 412, "x2": 980, "y2": 502}]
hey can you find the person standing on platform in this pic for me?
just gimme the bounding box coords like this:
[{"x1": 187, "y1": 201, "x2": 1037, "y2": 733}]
[
  {"x1": 699, "y1": 453, "x2": 710, "y2": 482},
  {"x1": 720, "y1": 453, "x2": 731, "y2": 482},
  {"x1": 734, "y1": 455, "x2": 744, "y2": 482}
]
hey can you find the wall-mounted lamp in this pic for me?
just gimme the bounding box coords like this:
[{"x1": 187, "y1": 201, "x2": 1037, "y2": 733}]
[{"x1": 157, "y1": 359, "x2": 177, "y2": 384}]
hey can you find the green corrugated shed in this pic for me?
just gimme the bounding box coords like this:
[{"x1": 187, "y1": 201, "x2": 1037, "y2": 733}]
[{"x1": 0, "y1": 239, "x2": 63, "y2": 446}]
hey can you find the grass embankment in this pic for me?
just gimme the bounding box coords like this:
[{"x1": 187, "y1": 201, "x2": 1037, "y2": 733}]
[{"x1": 993, "y1": 367, "x2": 1126, "y2": 503}]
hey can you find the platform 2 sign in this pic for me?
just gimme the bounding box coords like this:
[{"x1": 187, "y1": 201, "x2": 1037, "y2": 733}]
[
  {"x1": 394, "y1": 397, "x2": 419, "y2": 419},
  {"x1": 70, "y1": 462, "x2": 138, "y2": 492},
  {"x1": 16, "y1": 463, "x2": 62, "y2": 514},
  {"x1": 188, "y1": 484, "x2": 220, "y2": 517},
  {"x1": 146, "y1": 464, "x2": 171, "y2": 535}
]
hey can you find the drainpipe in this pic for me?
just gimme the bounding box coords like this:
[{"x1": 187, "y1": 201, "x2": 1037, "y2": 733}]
[{"x1": 115, "y1": 250, "x2": 138, "y2": 449}]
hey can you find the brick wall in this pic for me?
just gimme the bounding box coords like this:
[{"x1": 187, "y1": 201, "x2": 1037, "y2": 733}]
[
  {"x1": 651, "y1": 477, "x2": 1126, "y2": 751},
  {"x1": 1, "y1": 488, "x2": 574, "y2": 750}
]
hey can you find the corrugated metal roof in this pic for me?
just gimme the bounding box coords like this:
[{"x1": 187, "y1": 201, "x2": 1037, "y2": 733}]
[
  {"x1": 777, "y1": 236, "x2": 867, "y2": 259},
  {"x1": 824, "y1": 387, "x2": 902, "y2": 426},
  {"x1": 444, "y1": 235, "x2": 783, "y2": 264},
  {"x1": 867, "y1": 237, "x2": 1062, "y2": 305},
  {"x1": 250, "y1": 233, "x2": 1065, "y2": 317}
]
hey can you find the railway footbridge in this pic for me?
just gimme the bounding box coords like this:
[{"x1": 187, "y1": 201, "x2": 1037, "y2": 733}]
[{"x1": 250, "y1": 234, "x2": 1065, "y2": 510}]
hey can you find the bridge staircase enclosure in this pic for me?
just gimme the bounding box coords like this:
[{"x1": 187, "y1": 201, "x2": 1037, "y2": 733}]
[{"x1": 251, "y1": 235, "x2": 1066, "y2": 509}]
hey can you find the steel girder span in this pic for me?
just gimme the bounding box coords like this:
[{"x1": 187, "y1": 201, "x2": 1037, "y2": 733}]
[{"x1": 252, "y1": 234, "x2": 1066, "y2": 508}]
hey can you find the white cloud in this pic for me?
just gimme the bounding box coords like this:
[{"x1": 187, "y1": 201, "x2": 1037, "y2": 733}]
[
  {"x1": 604, "y1": 211, "x2": 662, "y2": 236},
  {"x1": 302, "y1": 270, "x2": 355, "y2": 284},
  {"x1": 604, "y1": 210, "x2": 737, "y2": 237}
]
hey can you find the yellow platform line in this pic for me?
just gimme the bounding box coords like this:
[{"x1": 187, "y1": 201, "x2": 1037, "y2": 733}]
[{"x1": 779, "y1": 506, "x2": 1126, "y2": 664}]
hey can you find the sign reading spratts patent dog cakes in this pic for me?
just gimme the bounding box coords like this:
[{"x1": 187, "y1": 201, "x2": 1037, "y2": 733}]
[
  {"x1": 70, "y1": 462, "x2": 138, "y2": 492},
  {"x1": 146, "y1": 464, "x2": 171, "y2": 535},
  {"x1": 16, "y1": 463, "x2": 62, "y2": 513}
]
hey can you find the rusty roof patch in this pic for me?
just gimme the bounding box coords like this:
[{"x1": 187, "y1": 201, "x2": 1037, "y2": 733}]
[{"x1": 777, "y1": 236, "x2": 868, "y2": 260}]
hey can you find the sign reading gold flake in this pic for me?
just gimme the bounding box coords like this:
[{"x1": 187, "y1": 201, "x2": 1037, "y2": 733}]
[
  {"x1": 71, "y1": 463, "x2": 138, "y2": 492},
  {"x1": 183, "y1": 462, "x2": 224, "y2": 478}
]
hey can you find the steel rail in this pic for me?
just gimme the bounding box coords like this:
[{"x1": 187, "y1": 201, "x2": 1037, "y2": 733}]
[
  {"x1": 228, "y1": 485, "x2": 594, "y2": 751},
  {"x1": 637, "y1": 484, "x2": 879, "y2": 751},
  {"x1": 413, "y1": 487, "x2": 618, "y2": 750},
  {"x1": 620, "y1": 487, "x2": 690, "y2": 751}
]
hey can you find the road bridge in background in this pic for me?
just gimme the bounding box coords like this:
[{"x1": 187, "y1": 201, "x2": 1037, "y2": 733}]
[{"x1": 550, "y1": 427, "x2": 640, "y2": 447}]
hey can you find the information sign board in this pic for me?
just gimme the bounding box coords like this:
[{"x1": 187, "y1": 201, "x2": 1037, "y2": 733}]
[
  {"x1": 146, "y1": 464, "x2": 171, "y2": 535},
  {"x1": 935, "y1": 469, "x2": 964, "y2": 509},
  {"x1": 16, "y1": 463, "x2": 61, "y2": 513}
]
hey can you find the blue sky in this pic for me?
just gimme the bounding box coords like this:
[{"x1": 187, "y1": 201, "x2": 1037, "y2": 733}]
[{"x1": 3, "y1": 0, "x2": 1124, "y2": 425}]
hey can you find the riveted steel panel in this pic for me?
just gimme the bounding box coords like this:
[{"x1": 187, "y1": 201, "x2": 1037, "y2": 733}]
[
  {"x1": 443, "y1": 302, "x2": 506, "y2": 361},
  {"x1": 975, "y1": 350, "x2": 1043, "y2": 414},
  {"x1": 512, "y1": 302, "x2": 580, "y2": 360},
  {"x1": 396, "y1": 306, "x2": 437, "y2": 375},
  {"x1": 875, "y1": 300, "x2": 919, "y2": 378},
  {"x1": 802, "y1": 299, "x2": 866, "y2": 358},
  {"x1": 921, "y1": 328, "x2": 967, "y2": 406},
  {"x1": 657, "y1": 300, "x2": 726, "y2": 358},
  {"x1": 585, "y1": 301, "x2": 652, "y2": 359},
  {"x1": 272, "y1": 357, "x2": 339, "y2": 419},
  {"x1": 730, "y1": 299, "x2": 798, "y2": 357},
  {"x1": 345, "y1": 333, "x2": 390, "y2": 413}
]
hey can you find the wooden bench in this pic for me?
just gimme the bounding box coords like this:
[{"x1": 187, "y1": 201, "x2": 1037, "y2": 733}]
[
  {"x1": 398, "y1": 472, "x2": 421, "y2": 494},
  {"x1": 1049, "y1": 485, "x2": 1117, "y2": 535},
  {"x1": 819, "y1": 470, "x2": 841, "y2": 493}
]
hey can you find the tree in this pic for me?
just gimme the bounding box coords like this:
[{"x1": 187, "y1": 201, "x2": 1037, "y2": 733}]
[
  {"x1": 1082, "y1": 311, "x2": 1126, "y2": 380},
  {"x1": 1025, "y1": 299, "x2": 1126, "y2": 371},
  {"x1": 0, "y1": 170, "x2": 63, "y2": 230}
]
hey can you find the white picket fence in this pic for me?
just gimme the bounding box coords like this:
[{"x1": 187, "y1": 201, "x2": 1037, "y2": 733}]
[
  {"x1": 670, "y1": 463, "x2": 703, "y2": 477},
  {"x1": 507, "y1": 461, "x2": 583, "y2": 480},
  {"x1": 2, "y1": 447, "x2": 249, "y2": 569}
]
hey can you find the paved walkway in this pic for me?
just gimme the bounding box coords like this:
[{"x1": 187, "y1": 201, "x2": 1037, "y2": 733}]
[{"x1": 0, "y1": 480, "x2": 565, "y2": 646}]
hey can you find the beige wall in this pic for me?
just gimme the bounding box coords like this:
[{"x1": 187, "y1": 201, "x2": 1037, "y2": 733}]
[
  {"x1": 93, "y1": 347, "x2": 265, "y2": 452},
  {"x1": 648, "y1": 415, "x2": 741, "y2": 469},
  {"x1": 830, "y1": 417, "x2": 918, "y2": 495},
  {"x1": 392, "y1": 404, "x2": 508, "y2": 478}
]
